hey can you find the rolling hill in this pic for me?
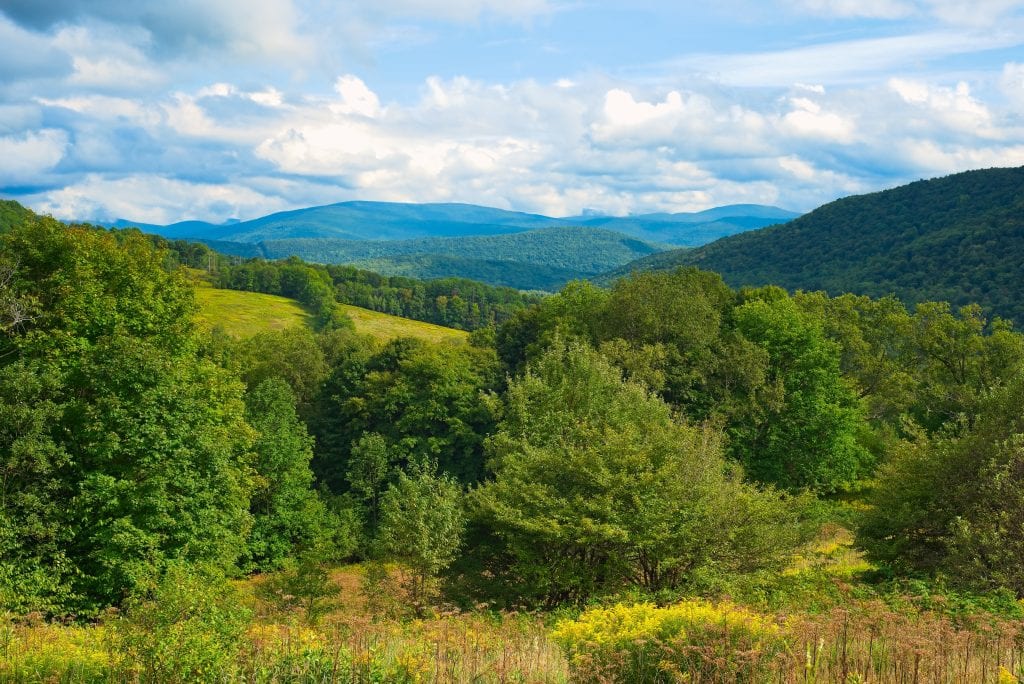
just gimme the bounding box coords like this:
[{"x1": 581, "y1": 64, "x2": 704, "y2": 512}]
[
  {"x1": 602, "y1": 166, "x2": 1024, "y2": 324},
  {"x1": 198, "y1": 226, "x2": 672, "y2": 291},
  {"x1": 112, "y1": 200, "x2": 797, "y2": 246},
  {"x1": 98, "y1": 200, "x2": 797, "y2": 291}
]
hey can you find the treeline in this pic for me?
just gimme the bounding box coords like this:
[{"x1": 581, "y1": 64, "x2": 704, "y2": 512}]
[
  {"x1": 213, "y1": 256, "x2": 543, "y2": 331},
  {"x1": 6, "y1": 210, "x2": 1024, "y2": 624}
]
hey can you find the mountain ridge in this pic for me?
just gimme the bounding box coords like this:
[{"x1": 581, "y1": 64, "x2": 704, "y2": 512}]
[
  {"x1": 601, "y1": 166, "x2": 1024, "y2": 324},
  {"x1": 106, "y1": 200, "x2": 799, "y2": 246}
]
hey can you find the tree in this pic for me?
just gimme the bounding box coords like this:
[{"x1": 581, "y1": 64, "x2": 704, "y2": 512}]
[
  {"x1": 346, "y1": 432, "x2": 393, "y2": 531},
  {"x1": 243, "y1": 378, "x2": 327, "y2": 572},
  {"x1": 730, "y1": 294, "x2": 871, "y2": 492},
  {"x1": 0, "y1": 218, "x2": 254, "y2": 613},
  {"x1": 471, "y1": 342, "x2": 810, "y2": 605},
  {"x1": 232, "y1": 326, "x2": 328, "y2": 409},
  {"x1": 376, "y1": 469, "x2": 465, "y2": 613},
  {"x1": 860, "y1": 373, "x2": 1024, "y2": 594},
  {"x1": 310, "y1": 337, "x2": 499, "y2": 491}
]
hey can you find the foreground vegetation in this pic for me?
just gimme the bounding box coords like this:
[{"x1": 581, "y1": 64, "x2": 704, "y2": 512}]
[{"x1": 5, "y1": 205, "x2": 1024, "y2": 682}]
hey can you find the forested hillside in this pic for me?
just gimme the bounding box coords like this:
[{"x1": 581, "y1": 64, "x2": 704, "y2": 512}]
[
  {"x1": 606, "y1": 166, "x2": 1024, "y2": 324},
  {"x1": 119, "y1": 199, "x2": 795, "y2": 245},
  {"x1": 6, "y1": 203, "x2": 1024, "y2": 682},
  {"x1": 203, "y1": 226, "x2": 669, "y2": 291}
]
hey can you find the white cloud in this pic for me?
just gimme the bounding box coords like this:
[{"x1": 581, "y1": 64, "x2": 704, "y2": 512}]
[
  {"x1": 0, "y1": 128, "x2": 69, "y2": 181},
  {"x1": 332, "y1": 75, "x2": 382, "y2": 118},
  {"x1": 778, "y1": 97, "x2": 856, "y2": 143},
  {"x1": 896, "y1": 139, "x2": 1024, "y2": 173},
  {"x1": 889, "y1": 78, "x2": 995, "y2": 137},
  {"x1": 30, "y1": 174, "x2": 289, "y2": 224},
  {"x1": 792, "y1": 0, "x2": 914, "y2": 19}
]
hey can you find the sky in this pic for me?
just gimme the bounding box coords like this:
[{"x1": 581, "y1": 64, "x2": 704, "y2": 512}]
[{"x1": 0, "y1": 0, "x2": 1023, "y2": 224}]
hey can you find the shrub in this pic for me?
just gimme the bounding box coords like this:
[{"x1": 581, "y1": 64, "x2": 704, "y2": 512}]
[
  {"x1": 551, "y1": 599, "x2": 785, "y2": 682},
  {"x1": 112, "y1": 561, "x2": 252, "y2": 681}
]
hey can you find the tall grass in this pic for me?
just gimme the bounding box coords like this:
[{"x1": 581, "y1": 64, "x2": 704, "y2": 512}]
[{"x1": 554, "y1": 598, "x2": 1024, "y2": 683}]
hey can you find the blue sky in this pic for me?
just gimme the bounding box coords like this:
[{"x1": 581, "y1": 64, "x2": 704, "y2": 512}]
[{"x1": 1, "y1": 0, "x2": 1022, "y2": 223}]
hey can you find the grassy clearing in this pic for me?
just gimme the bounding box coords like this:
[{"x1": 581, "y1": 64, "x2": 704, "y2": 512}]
[
  {"x1": 336, "y1": 303, "x2": 469, "y2": 344},
  {"x1": 191, "y1": 275, "x2": 468, "y2": 344},
  {"x1": 194, "y1": 283, "x2": 315, "y2": 338}
]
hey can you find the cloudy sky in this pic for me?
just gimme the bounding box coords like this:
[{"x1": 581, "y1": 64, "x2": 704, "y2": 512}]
[{"x1": 1, "y1": 0, "x2": 1023, "y2": 224}]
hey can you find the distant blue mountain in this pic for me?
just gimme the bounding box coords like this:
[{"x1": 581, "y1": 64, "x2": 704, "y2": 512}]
[{"x1": 110, "y1": 200, "x2": 798, "y2": 246}]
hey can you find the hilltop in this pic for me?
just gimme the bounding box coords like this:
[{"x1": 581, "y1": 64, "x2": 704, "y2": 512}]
[
  {"x1": 603, "y1": 166, "x2": 1024, "y2": 324},
  {"x1": 112, "y1": 200, "x2": 797, "y2": 246}
]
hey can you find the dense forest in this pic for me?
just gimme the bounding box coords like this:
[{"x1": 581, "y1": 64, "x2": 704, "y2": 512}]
[
  {"x1": 202, "y1": 226, "x2": 669, "y2": 291},
  {"x1": 5, "y1": 205, "x2": 1024, "y2": 681},
  {"x1": 606, "y1": 166, "x2": 1024, "y2": 325}
]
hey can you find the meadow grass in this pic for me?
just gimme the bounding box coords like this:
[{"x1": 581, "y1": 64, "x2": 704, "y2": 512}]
[
  {"x1": 194, "y1": 283, "x2": 315, "y2": 338},
  {"x1": 335, "y1": 303, "x2": 469, "y2": 344},
  {"x1": 5, "y1": 556, "x2": 1024, "y2": 683},
  {"x1": 190, "y1": 274, "x2": 469, "y2": 344}
]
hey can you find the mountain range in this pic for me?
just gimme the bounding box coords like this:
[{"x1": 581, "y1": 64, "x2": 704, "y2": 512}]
[
  {"x1": 105, "y1": 201, "x2": 797, "y2": 291},
  {"x1": 114, "y1": 201, "x2": 798, "y2": 246}
]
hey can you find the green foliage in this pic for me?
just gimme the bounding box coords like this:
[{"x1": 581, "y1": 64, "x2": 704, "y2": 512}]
[
  {"x1": 472, "y1": 342, "x2": 811, "y2": 605},
  {"x1": 243, "y1": 378, "x2": 328, "y2": 572},
  {"x1": 376, "y1": 469, "x2": 466, "y2": 613},
  {"x1": 346, "y1": 432, "x2": 394, "y2": 530},
  {"x1": 310, "y1": 337, "x2": 500, "y2": 491},
  {"x1": 0, "y1": 217, "x2": 255, "y2": 613},
  {"x1": 231, "y1": 325, "x2": 329, "y2": 408},
  {"x1": 731, "y1": 294, "x2": 872, "y2": 491},
  {"x1": 0, "y1": 199, "x2": 34, "y2": 233},
  {"x1": 627, "y1": 166, "x2": 1024, "y2": 326},
  {"x1": 861, "y1": 373, "x2": 1024, "y2": 594},
  {"x1": 114, "y1": 561, "x2": 251, "y2": 681}
]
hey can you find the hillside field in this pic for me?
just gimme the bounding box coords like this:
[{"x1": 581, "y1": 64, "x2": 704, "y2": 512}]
[
  {"x1": 194, "y1": 281, "x2": 314, "y2": 337},
  {"x1": 193, "y1": 278, "x2": 467, "y2": 343}
]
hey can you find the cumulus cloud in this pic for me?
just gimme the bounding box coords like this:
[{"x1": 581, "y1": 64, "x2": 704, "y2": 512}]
[
  {"x1": 3, "y1": 2, "x2": 1024, "y2": 222},
  {"x1": 27, "y1": 174, "x2": 290, "y2": 224},
  {"x1": 778, "y1": 97, "x2": 856, "y2": 143},
  {"x1": 889, "y1": 78, "x2": 996, "y2": 138},
  {"x1": 0, "y1": 129, "x2": 69, "y2": 183},
  {"x1": 0, "y1": 0, "x2": 309, "y2": 61}
]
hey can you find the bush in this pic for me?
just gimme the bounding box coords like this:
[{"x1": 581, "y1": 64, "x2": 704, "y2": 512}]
[
  {"x1": 112, "y1": 562, "x2": 252, "y2": 681},
  {"x1": 552, "y1": 599, "x2": 785, "y2": 682}
]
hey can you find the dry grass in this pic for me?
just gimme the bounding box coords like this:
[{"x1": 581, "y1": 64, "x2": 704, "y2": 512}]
[{"x1": 5, "y1": 560, "x2": 1024, "y2": 683}]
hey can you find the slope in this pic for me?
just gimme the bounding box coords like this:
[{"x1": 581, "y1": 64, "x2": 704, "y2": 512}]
[
  {"x1": 604, "y1": 166, "x2": 1024, "y2": 323},
  {"x1": 193, "y1": 278, "x2": 467, "y2": 343},
  {"x1": 115, "y1": 200, "x2": 795, "y2": 246}
]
